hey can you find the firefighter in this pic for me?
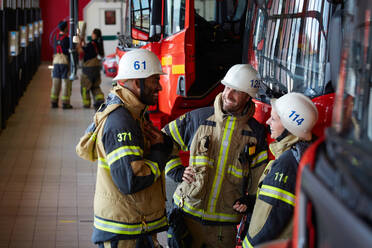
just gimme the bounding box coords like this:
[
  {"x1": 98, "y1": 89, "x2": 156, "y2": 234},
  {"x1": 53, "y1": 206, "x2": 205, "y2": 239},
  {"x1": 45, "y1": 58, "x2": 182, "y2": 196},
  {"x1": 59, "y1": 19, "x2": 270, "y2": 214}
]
[
  {"x1": 163, "y1": 64, "x2": 269, "y2": 248},
  {"x1": 77, "y1": 28, "x2": 105, "y2": 110},
  {"x1": 241, "y1": 92, "x2": 318, "y2": 247},
  {"x1": 50, "y1": 20, "x2": 73, "y2": 109},
  {"x1": 85, "y1": 49, "x2": 172, "y2": 248}
]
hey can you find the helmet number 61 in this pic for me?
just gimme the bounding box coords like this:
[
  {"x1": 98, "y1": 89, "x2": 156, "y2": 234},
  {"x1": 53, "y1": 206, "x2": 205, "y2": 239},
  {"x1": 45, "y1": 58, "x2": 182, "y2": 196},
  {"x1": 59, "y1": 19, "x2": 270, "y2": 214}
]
[{"x1": 134, "y1": 61, "x2": 146, "y2": 70}]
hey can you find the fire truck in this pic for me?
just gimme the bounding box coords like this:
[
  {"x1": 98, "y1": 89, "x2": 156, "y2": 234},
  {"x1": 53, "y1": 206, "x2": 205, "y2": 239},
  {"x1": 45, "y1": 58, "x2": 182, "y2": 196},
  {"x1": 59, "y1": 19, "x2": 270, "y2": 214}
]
[
  {"x1": 117, "y1": 0, "x2": 334, "y2": 133},
  {"x1": 117, "y1": 0, "x2": 372, "y2": 247},
  {"x1": 240, "y1": 0, "x2": 372, "y2": 247},
  {"x1": 289, "y1": 0, "x2": 372, "y2": 247}
]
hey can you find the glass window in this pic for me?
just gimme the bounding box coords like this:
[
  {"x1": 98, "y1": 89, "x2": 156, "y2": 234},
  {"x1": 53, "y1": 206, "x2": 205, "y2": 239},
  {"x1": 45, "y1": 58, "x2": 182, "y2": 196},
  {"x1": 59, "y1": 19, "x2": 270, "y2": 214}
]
[
  {"x1": 195, "y1": 0, "x2": 216, "y2": 21},
  {"x1": 132, "y1": 0, "x2": 151, "y2": 33},
  {"x1": 250, "y1": 0, "x2": 332, "y2": 97},
  {"x1": 335, "y1": 1, "x2": 372, "y2": 144},
  {"x1": 164, "y1": 0, "x2": 185, "y2": 37}
]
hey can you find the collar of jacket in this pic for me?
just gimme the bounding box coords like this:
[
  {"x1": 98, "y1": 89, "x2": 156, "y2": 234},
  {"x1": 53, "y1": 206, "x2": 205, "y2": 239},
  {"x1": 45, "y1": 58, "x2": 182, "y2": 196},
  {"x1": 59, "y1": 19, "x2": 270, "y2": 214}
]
[
  {"x1": 110, "y1": 85, "x2": 148, "y2": 120},
  {"x1": 269, "y1": 134, "x2": 300, "y2": 159},
  {"x1": 213, "y1": 93, "x2": 255, "y2": 123}
]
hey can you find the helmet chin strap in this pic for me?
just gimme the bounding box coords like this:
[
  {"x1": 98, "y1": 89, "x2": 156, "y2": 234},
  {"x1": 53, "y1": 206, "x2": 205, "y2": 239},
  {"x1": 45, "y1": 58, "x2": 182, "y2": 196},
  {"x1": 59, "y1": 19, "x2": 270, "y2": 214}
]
[
  {"x1": 139, "y1": 78, "x2": 147, "y2": 104},
  {"x1": 276, "y1": 129, "x2": 290, "y2": 141}
]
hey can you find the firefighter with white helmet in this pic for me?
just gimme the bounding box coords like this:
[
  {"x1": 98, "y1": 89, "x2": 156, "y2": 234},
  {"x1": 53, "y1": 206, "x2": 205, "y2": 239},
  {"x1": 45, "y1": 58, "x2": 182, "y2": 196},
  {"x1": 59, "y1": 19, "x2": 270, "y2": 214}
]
[
  {"x1": 221, "y1": 63, "x2": 261, "y2": 98},
  {"x1": 78, "y1": 49, "x2": 173, "y2": 247},
  {"x1": 163, "y1": 64, "x2": 269, "y2": 247},
  {"x1": 242, "y1": 92, "x2": 318, "y2": 247}
]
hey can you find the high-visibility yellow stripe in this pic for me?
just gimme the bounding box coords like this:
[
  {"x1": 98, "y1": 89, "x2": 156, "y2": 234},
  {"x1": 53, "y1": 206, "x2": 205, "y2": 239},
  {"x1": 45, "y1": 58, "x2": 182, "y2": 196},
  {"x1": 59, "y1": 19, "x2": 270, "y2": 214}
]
[
  {"x1": 95, "y1": 94, "x2": 104, "y2": 101},
  {"x1": 173, "y1": 193, "x2": 240, "y2": 222},
  {"x1": 51, "y1": 94, "x2": 58, "y2": 100},
  {"x1": 251, "y1": 150, "x2": 268, "y2": 167},
  {"x1": 106, "y1": 146, "x2": 143, "y2": 165},
  {"x1": 90, "y1": 133, "x2": 97, "y2": 141},
  {"x1": 94, "y1": 215, "x2": 168, "y2": 235},
  {"x1": 169, "y1": 121, "x2": 188, "y2": 151},
  {"x1": 144, "y1": 159, "x2": 160, "y2": 179},
  {"x1": 98, "y1": 158, "x2": 110, "y2": 170},
  {"x1": 208, "y1": 116, "x2": 236, "y2": 213},
  {"x1": 190, "y1": 156, "x2": 214, "y2": 168},
  {"x1": 165, "y1": 158, "x2": 183, "y2": 174},
  {"x1": 227, "y1": 165, "x2": 243, "y2": 178},
  {"x1": 161, "y1": 56, "x2": 172, "y2": 66},
  {"x1": 243, "y1": 236, "x2": 254, "y2": 248},
  {"x1": 172, "y1": 64, "x2": 185, "y2": 74},
  {"x1": 260, "y1": 185, "x2": 295, "y2": 206}
]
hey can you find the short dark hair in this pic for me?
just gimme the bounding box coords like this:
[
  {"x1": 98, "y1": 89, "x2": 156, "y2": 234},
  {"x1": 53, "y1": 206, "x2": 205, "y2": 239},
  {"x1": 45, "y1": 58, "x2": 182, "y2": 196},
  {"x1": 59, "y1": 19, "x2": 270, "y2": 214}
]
[{"x1": 58, "y1": 21, "x2": 67, "y2": 31}]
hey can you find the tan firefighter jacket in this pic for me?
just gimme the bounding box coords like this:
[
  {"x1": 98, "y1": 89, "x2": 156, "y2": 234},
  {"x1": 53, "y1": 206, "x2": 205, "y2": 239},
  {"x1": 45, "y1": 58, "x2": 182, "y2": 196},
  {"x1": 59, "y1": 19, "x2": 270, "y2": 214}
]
[
  {"x1": 163, "y1": 93, "x2": 269, "y2": 225},
  {"x1": 81, "y1": 86, "x2": 172, "y2": 242},
  {"x1": 243, "y1": 133, "x2": 312, "y2": 247}
]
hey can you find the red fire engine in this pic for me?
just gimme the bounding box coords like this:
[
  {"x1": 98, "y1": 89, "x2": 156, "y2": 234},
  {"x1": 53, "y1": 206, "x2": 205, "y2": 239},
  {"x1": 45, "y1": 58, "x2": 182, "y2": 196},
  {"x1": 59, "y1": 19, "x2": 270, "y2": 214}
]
[
  {"x1": 116, "y1": 0, "x2": 372, "y2": 247},
  {"x1": 117, "y1": 0, "x2": 334, "y2": 134}
]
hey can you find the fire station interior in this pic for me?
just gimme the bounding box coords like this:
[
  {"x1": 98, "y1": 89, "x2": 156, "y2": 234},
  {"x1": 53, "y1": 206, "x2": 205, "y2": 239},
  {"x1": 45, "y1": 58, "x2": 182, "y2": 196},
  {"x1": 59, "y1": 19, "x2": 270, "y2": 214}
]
[{"x1": 0, "y1": 0, "x2": 371, "y2": 247}]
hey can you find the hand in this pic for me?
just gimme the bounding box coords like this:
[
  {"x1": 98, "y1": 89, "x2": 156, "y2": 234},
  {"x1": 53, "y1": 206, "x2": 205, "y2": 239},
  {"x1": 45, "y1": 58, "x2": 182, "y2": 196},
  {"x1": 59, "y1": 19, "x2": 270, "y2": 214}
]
[
  {"x1": 233, "y1": 202, "x2": 248, "y2": 213},
  {"x1": 143, "y1": 122, "x2": 164, "y2": 145},
  {"x1": 182, "y1": 166, "x2": 195, "y2": 184}
]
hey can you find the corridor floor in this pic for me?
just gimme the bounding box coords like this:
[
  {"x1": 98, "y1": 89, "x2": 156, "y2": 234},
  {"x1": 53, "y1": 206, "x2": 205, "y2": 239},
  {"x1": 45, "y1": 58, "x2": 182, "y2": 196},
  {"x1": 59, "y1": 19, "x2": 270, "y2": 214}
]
[{"x1": 0, "y1": 63, "x2": 167, "y2": 248}]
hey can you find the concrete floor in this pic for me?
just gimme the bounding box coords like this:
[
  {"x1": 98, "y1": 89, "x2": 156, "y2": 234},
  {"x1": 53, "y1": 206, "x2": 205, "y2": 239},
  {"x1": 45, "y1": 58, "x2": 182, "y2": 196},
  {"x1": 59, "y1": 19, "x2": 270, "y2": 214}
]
[{"x1": 0, "y1": 63, "x2": 178, "y2": 247}]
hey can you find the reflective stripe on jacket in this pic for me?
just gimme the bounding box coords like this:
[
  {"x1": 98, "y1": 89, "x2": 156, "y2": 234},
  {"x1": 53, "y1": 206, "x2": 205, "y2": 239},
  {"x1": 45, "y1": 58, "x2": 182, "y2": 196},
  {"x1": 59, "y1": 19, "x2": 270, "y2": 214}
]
[
  {"x1": 163, "y1": 93, "x2": 268, "y2": 225},
  {"x1": 91, "y1": 86, "x2": 169, "y2": 243},
  {"x1": 243, "y1": 134, "x2": 312, "y2": 247}
]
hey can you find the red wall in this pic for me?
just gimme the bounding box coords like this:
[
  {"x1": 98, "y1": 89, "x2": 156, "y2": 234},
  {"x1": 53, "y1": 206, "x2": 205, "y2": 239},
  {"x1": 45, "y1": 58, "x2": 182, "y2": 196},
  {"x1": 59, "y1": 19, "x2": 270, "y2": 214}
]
[{"x1": 40, "y1": 0, "x2": 91, "y2": 61}]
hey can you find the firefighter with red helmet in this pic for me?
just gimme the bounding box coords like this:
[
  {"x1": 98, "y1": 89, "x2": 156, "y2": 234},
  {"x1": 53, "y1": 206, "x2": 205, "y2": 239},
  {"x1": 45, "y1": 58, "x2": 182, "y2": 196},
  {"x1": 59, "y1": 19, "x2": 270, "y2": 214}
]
[
  {"x1": 241, "y1": 92, "x2": 318, "y2": 247},
  {"x1": 163, "y1": 64, "x2": 269, "y2": 247},
  {"x1": 80, "y1": 49, "x2": 173, "y2": 247},
  {"x1": 50, "y1": 21, "x2": 72, "y2": 109},
  {"x1": 77, "y1": 28, "x2": 105, "y2": 110}
]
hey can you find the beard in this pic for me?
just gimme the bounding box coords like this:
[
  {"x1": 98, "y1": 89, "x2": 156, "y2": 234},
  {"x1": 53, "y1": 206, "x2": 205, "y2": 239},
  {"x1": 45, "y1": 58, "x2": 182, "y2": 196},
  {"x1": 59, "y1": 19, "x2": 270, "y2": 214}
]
[
  {"x1": 141, "y1": 87, "x2": 159, "y2": 105},
  {"x1": 222, "y1": 96, "x2": 244, "y2": 114}
]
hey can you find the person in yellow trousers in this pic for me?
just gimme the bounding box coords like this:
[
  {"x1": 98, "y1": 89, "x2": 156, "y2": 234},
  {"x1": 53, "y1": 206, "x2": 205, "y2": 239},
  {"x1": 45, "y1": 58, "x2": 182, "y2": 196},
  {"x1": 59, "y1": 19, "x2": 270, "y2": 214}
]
[
  {"x1": 240, "y1": 92, "x2": 318, "y2": 247},
  {"x1": 77, "y1": 49, "x2": 173, "y2": 248},
  {"x1": 77, "y1": 28, "x2": 105, "y2": 110},
  {"x1": 163, "y1": 64, "x2": 269, "y2": 248},
  {"x1": 50, "y1": 21, "x2": 73, "y2": 109}
]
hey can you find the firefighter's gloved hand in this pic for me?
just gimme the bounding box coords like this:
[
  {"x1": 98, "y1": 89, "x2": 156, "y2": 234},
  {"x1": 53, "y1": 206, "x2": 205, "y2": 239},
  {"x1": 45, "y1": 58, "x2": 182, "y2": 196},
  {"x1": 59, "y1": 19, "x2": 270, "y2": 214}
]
[
  {"x1": 233, "y1": 195, "x2": 256, "y2": 214},
  {"x1": 144, "y1": 122, "x2": 164, "y2": 145},
  {"x1": 150, "y1": 134, "x2": 173, "y2": 156},
  {"x1": 148, "y1": 133, "x2": 174, "y2": 172}
]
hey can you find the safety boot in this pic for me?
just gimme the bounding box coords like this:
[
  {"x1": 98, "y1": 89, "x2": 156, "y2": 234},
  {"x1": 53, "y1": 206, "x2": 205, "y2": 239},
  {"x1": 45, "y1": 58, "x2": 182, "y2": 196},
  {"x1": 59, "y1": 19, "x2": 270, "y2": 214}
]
[
  {"x1": 51, "y1": 102, "x2": 58, "y2": 108},
  {"x1": 62, "y1": 103, "x2": 73, "y2": 109}
]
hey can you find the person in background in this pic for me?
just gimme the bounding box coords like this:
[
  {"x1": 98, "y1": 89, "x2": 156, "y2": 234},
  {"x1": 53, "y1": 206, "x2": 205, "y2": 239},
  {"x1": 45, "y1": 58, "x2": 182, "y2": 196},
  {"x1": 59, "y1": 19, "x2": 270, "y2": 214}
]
[
  {"x1": 163, "y1": 64, "x2": 269, "y2": 248},
  {"x1": 50, "y1": 20, "x2": 72, "y2": 109},
  {"x1": 241, "y1": 92, "x2": 318, "y2": 247},
  {"x1": 77, "y1": 28, "x2": 105, "y2": 110}
]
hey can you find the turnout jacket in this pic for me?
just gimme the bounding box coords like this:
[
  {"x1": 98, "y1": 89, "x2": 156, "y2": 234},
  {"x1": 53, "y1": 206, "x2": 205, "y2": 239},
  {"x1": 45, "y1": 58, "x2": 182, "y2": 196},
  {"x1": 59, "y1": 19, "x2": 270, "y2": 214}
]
[
  {"x1": 92, "y1": 86, "x2": 172, "y2": 243},
  {"x1": 82, "y1": 41, "x2": 102, "y2": 83},
  {"x1": 52, "y1": 32, "x2": 70, "y2": 79},
  {"x1": 243, "y1": 134, "x2": 312, "y2": 247},
  {"x1": 163, "y1": 93, "x2": 268, "y2": 225}
]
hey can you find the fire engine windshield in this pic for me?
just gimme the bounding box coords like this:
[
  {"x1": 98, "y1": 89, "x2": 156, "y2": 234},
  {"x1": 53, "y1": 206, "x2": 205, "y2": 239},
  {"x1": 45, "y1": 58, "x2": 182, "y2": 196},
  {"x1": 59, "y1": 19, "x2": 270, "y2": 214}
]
[
  {"x1": 333, "y1": 1, "x2": 372, "y2": 145},
  {"x1": 248, "y1": 0, "x2": 333, "y2": 98}
]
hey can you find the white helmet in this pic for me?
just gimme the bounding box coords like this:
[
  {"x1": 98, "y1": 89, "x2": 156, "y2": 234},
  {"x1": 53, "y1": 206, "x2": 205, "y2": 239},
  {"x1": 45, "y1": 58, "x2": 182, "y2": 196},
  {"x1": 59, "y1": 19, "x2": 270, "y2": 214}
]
[
  {"x1": 113, "y1": 49, "x2": 166, "y2": 81},
  {"x1": 271, "y1": 92, "x2": 318, "y2": 140},
  {"x1": 221, "y1": 64, "x2": 261, "y2": 98}
]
